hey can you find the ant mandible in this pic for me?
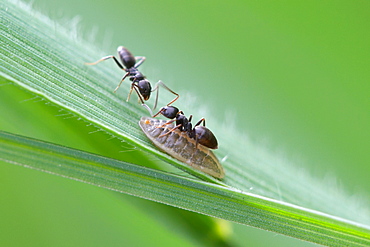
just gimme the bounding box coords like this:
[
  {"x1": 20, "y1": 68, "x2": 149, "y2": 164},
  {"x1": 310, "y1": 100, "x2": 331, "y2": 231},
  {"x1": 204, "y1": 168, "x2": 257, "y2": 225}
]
[
  {"x1": 85, "y1": 46, "x2": 178, "y2": 109},
  {"x1": 153, "y1": 105, "x2": 218, "y2": 149}
]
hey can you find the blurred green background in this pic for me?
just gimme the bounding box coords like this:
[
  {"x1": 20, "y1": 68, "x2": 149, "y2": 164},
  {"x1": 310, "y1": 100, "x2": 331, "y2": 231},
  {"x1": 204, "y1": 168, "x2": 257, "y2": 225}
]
[{"x1": 1, "y1": 0, "x2": 369, "y2": 246}]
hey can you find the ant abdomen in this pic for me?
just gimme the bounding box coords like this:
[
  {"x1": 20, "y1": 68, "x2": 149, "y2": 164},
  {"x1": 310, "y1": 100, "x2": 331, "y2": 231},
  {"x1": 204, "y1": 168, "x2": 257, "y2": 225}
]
[
  {"x1": 195, "y1": 126, "x2": 218, "y2": 149},
  {"x1": 117, "y1": 46, "x2": 136, "y2": 68}
]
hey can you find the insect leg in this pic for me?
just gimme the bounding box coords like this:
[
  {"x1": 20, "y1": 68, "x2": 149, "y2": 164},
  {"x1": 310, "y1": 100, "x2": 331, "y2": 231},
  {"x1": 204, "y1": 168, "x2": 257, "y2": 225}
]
[
  {"x1": 152, "y1": 107, "x2": 166, "y2": 118},
  {"x1": 152, "y1": 80, "x2": 179, "y2": 110},
  {"x1": 126, "y1": 84, "x2": 135, "y2": 102},
  {"x1": 158, "y1": 124, "x2": 182, "y2": 137},
  {"x1": 126, "y1": 83, "x2": 146, "y2": 105},
  {"x1": 194, "y1": 118, "x2": 206, "y2": 127},
  {"x1": 141, "y1": 103, "x2": 153, "y2": 116},
  {"x1": 113, "y1": 72, "x2": 130, "y2": 93},
  {"x1": 156, "y1": 119, "x2": 176, "y2": 129},
  {"x1": 85, "y1": 55, "x2": 124, "y2": 70},
  {"x1": 134, "y1": 56, "x2": 146, "y2": 68}
]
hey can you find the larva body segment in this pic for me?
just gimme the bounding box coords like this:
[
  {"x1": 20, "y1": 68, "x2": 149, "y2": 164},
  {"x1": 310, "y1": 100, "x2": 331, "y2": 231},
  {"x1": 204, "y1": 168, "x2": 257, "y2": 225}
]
[{"x1": 139, "y1": 117, "x2": 224, "y2": 179}]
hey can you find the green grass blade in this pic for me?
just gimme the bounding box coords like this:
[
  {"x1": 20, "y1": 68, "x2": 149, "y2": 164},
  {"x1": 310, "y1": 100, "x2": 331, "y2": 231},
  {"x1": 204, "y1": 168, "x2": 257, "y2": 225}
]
[
  {"x1": 1, "y1": 131, "x2": 369, "y2": 246},
  {"x1": 0, "y1": 0, "x2": 218, "y2": 183},
  {"x1": 1, "y1": 0, "x2": 370, "y2": 245}
]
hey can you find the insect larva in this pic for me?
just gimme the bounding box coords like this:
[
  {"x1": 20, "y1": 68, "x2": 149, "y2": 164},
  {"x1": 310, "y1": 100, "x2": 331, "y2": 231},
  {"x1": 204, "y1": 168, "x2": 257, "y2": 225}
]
[{"x1": 139, "y1": 117, "x2": 224, "y2": 179}]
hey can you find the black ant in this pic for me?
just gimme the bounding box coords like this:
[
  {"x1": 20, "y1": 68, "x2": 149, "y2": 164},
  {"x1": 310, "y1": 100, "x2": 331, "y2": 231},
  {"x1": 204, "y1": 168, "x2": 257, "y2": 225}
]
[
  {"x1": 153, "y1": 106, "x2": 218, "y2": 149},
  {"x1": 85, "y1": 46, "x2": 178, "y2": 110}
]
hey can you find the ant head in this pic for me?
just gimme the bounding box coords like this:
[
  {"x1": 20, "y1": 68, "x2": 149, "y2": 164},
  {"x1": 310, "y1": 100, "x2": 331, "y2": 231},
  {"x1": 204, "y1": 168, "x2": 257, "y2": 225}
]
[
  {"x1": 137, "y1": 80, "x2": 152, "y2": 100},
  {"x1": 117, "y1": 46, "x2": 136, "y2": 69},
  {"x1": 155, "y1": 106, "x2": 179, "y2": 119}
]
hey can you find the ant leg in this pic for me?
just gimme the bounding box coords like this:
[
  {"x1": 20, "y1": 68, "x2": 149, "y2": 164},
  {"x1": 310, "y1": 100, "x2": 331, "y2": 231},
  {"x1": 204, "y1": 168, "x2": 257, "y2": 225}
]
[
  {"x1": 152, "y1": 80, "x2": 179, "y2": 110},
  {"x1": 156, "y1": 119, "x2": 176, "y2": 129},
  {"x1": 152, "y1": 107, "x2": 165, "y2": 118},
  {"x1": 154, "y1": 87, "x2": 160, "y2": 110},
  {"x1": 141, "y1": 103, "x2": 153, "y2": 116},
  {"x1": 126, "y1": 84, "x2": 146, "y2": 104},
  {"x1": 159, "y1": 124, "x2": 182, "y2": 137},
  {"x1": 160, "y1": 81, "x2": 180, "y2": 106},
  {"x1": 126, "y1": 85, "x2": 135, "y2": 102},
  {"x1": 113, "y1": 72, "x2": 130, "y2": 93},
  {"x1": 195, "y1": 138, "x2": 200, "y2": 149},
  {"x1": 133, "y1": 85, "x2": 146, "y2": 104},
  {"x1": 194, "y1": 118, "x2": 206, "y2": 127},
  {"x1": 85, "y1": 55, "x2": 124, "y2": 70},
  {"x1": 134, "y1": 56, "x2": 146, "y2": 68},
  {"x1": 125, "y1": 84, "x2": 152, "y2": 115}
]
